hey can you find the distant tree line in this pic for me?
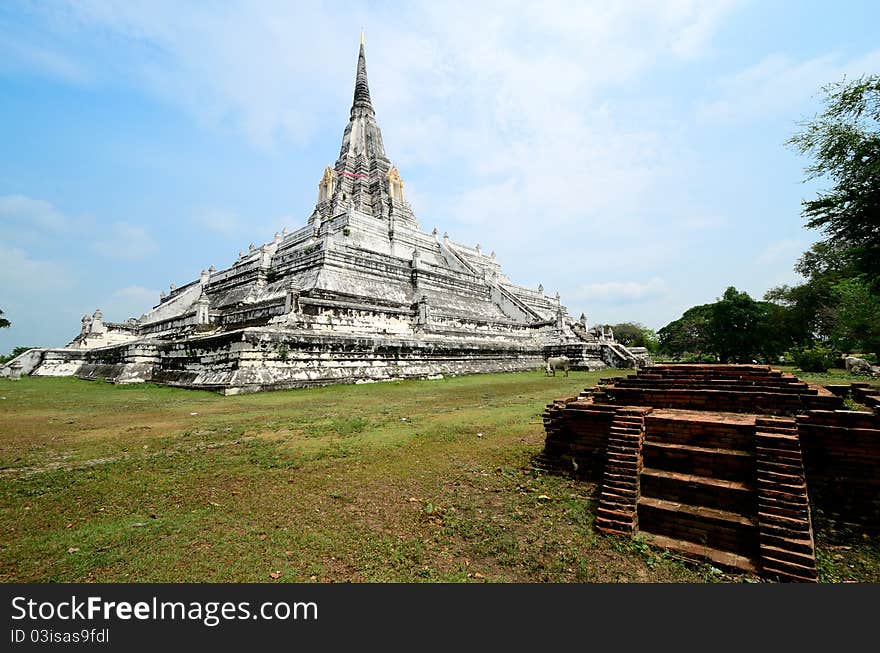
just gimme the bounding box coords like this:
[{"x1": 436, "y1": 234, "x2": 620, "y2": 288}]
[{"x1": 654, "y1": 75, "x2": 880, "y2": 370}]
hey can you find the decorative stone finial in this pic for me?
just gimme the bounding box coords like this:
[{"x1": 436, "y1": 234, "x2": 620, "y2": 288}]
[
  {"x1": 432, "y1": 227, "x2": 438, "y2": 236},
  {"x1": 490, "y1": 251, "x2": 496, "y2": 259},
  {"x1": 249, "y1": 243, "x2": 255, "y2": 252},
  {"x1": 170, "y1": 283, "x2": 176, "y2": 291},
  {"x1": 274, "y1": 232, "x2": 282, "y2": 243},
  {"x1": 475, "y1": 244, "x2": 481, "y2": 253},
  {"x1": 209, "y1": 264, "x2": 216, "y2": 274},
  {"x1": 538, "y1": 284, "x2": 544, "y2": 293},
  {"x1": 282, "y1": 226, "x2": 288, "y2": 236},
  {"x1": 443, "y1": 232, "x2": 449, "y2": 241}
]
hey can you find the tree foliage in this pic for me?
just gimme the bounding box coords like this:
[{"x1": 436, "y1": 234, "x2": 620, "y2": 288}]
[
  {"x1": 608, "y1": 322, "x2": 659, "y2": 352},
  {"x1": 0, "y1": 308, "x2": 9, "y2": 329},
  {"x1": 761, "y1": 76, "x2": 880, "y2": 358},
  {"x1": 787, "y1": 74, "x2": 880, "y2": 283},
  {"x1": 657, "y1": 304, "x2": 713, "y2": 360},
  {"x1": 659, "y1": 287, "x2": 790, "y2": 363}
]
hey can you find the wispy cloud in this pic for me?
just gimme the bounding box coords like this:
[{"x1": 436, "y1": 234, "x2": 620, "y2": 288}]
[
  {"x1": 697, "y1": 49, "x2": 880, "y2": 123},
  {"x1": 755, "y1": 238, "x2": 808, "y2": 266},
  {"x1": 577, "y1": 277, "x2": 670, "y2": 303},
  {"x1": 103, "y1": 285, "x2": 160, "y2": 321},
  {"x1": 0, "y1": 194, "x2": 71, "y2": 231},
  {"x1": 0, "y1": 244, "x2": 75, "y2": 291},
  {"x1": 91, "y1": 222, "x2": 157, "y2": 260},
  {"x1": 193, "y1": 208, "x2": 246, "y2": 239},
  {"x1": 0, "y1": 33, "x2": 92, "y2": 84}
]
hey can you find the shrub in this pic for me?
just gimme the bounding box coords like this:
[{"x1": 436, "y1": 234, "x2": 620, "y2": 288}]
[{"x1": 791, "y1": 345, "x2": 835, "y2": 372}]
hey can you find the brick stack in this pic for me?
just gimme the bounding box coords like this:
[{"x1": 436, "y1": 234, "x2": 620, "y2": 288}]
[
  {"x1": 592, "y1": 364, "x2": 843, "y2": 414},
  {"x1": 636, "y1": 410, "x2": 759, "y2": 573},
  {"x1": 537, "y1": 364, "x2": 880, "y2": 581},
  {"x1": 535, "y1": 398, "x2": 617, "y2": 480},
  {"x1": 595, "y1": 408, "x2": 651, "y2": 536},
  {"x1": 754, "y1": 417, "x2": 818, "y2": 582},
  {"x1": 798, "y1": 410, "x2": 880, "y2": 534},
  {"x1": 851, "y1": 383, "x2": 880, "y2": 412}
]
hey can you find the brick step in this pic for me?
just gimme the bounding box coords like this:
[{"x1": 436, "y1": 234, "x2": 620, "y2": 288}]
[
  {"x1": 759, "y1": 533, "x2": 815, "y2": 555},
  {"x1": 753, "y1": 426, "x2": 798, "y2": 436},
  {"x1": 638, "y1": 532, "x2": 758, "y2": 574},
  {"x1": 642, "y1": 441, "x2": 754, "y2": 483},
  {"x1": 755, "y1": 459, "x2": 803, "y2": 474},
  {"x1": 611, "y1": 380, "x2": 812, "y2": 394},
  {"x1": 754, "y1": 432, "x2": 800, "y2": 449},
  {"x1": 754, "y1": 445, "x2": 804, "y2": 462},
  {"x1": 755, "y1": 416, "x2": 798, "y2": 426},
  {"x1": 644, "y1": 418, "x2": 755, "y2": 450},
  {"x1": 759, "y1": 543, "x2": 816, "y2": 569},
  {"x1": 640, "y1": 467, "x2": 755, "y2": 515},
  {"x1": 757, "y1": 500, "x2": 810, "y2": 520},
  {"x1": 761, "y1": 555, "x2": 818, "y2": 582},
  {"x1": 758, "y1": 511, "x2": 812, "y2": 534},
  {"x1": 637, "y1": 496, "x2": 759, "y2": 558}
]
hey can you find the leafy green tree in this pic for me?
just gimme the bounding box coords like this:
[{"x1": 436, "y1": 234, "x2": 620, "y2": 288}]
[
  {"x1": 659, "y1": 287, "x2": 793, "y2": 363},
  {"x1": 0, "y1": 308, "x2": 9, "y2": 329},
  {"x1": 787, "y1": 74, "x2": 880, "y2": 284},
  {"x1": 609, "y1": 322, "x2": 659, "y2": 352},
  {"x1": 766, "y1": 240, "x2": 880, "y2": 354},
  {"x1": 828, "y1": 278, "x2": 880, "y2": 353},
  {"x1": 658, "y1": 304, "x2": 714, "y2": 360}
]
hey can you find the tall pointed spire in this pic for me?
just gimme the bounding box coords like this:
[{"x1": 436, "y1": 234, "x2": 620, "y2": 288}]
[
  {"x1": 352, "y1": 35, "x2": 373, "y2": 114},
  {"x1": 337, "y1": 34, "x2": 386, "y2": 161},
  {"x1": 314, "y1": 34, "x2": 419, "y2": 229}
]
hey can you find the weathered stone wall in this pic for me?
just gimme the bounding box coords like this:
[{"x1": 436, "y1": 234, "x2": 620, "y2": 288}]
[{"x1": 32, "y1": 328, "x2": 546, "y2": 394}]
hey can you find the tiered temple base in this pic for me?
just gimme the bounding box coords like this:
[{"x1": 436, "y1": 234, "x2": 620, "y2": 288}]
[{"x1": 540, "y1": 364, "x2": 880, "y2": 582}]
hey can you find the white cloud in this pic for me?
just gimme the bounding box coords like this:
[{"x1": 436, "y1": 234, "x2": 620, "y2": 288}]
[
  {"x1": 0, "y1": 194, "x2": 70, "y2": 231},
  {"x1": 698, "y1": 49, "x2": 880, "y2": 123},
  {"x1": 755, "y1": 238, "x2": 808, "y2": 266},
  {"x1": 577, "y1": 277, "x2": 670, "y2": 302},
  {"x1": 0, "y1": 34, "x2": 92, "y2": 84},
  {"x1": 103, "y1": 285, "x2": 160, "y2": 321},
  {"x1": 194, "y1": 208, "x2": 245, "y2": 238},
  {"x1": 0, "y1": 245, "x2": 75, "y2": 291},
  {"x1": 91, "y1": 222, "x2": 158, "y2": 260}
]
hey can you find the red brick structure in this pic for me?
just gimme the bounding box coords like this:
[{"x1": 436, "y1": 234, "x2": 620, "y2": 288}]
[{"x1": 539, "y1": 364, "x2": 880, "y2": 582}]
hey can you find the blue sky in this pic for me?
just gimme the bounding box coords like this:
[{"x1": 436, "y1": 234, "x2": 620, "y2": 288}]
[{"x1": 1, "y1": 1, "x2": 879, "y2": 352}]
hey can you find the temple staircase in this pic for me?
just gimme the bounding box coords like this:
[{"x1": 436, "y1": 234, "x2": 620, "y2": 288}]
[{"x1": 635, "y1": 410, "x2": 760, "y2": 573}]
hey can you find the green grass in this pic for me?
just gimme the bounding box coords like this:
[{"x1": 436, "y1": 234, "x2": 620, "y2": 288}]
[
  {"x1": 1, "y1": 370, "x2": 875, "y2": 583},
  {"x1": 776, "y1": 364, "x2": 880, "y2": 389}
]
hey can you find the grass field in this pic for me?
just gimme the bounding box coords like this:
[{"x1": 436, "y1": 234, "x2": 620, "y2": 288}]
[{"x1": 1, "y1": 369, "x2": 877, "y2": 583}]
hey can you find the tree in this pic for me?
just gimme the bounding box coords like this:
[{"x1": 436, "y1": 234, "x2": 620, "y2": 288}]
[
  {"x1": 609, "y1": 322, "x2": 659, "y2": 352},
  {"x1": 787, "y1": 74, "x2": 880, "y2": 284},
  {"x1": 658, "y1": 304, "x2": 714, "y2": 360},
  {"x1": 0, "y1": 308, "x2": 9, "y2": 329},
  {"x1": 659, "y1": 287, "x2": 793, "y2": 363},
  {"x1": 827, "y1": 278, "x2": 880, "y2": 353}
]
